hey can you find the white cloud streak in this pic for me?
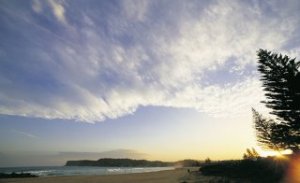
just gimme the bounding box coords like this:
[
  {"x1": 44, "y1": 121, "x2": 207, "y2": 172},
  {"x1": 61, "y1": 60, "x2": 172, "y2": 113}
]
[
  {"x1": 11, "y1": 129, "x2": 38, "y2": 139},
  {"x1": 32, "y1": 0, "x2": 42, "y2": 13},
  {"x1": 0, "y1": 0, "x2": 299, "y2": 122}
]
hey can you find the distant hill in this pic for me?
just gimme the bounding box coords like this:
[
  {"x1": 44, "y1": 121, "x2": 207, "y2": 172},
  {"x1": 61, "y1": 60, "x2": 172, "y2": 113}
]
[
  {"x1": 66, "y1": 158, "x2": 173, "y2": 167},
  {"x1": 175, "y1": 159, "x2": 201, "y2": 167},
  {"x1": 65, "y1": 158, "x2": 201, "y2": 167}
]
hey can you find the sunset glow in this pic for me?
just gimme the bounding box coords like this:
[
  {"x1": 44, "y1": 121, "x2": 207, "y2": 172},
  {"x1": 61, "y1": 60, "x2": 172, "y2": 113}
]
[{"x1": 0, "y1": 0, "x2": 299, "y2": 167}]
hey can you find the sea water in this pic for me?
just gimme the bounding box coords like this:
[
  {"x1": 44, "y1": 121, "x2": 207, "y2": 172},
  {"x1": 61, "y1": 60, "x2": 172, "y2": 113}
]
[{"x1": 0, "y1": 166, "x2": 174, "y2": 177}]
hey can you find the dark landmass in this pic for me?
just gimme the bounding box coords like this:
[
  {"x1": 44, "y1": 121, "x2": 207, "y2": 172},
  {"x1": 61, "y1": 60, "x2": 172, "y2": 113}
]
[
  {"x1": 175, "y1": 159, "x2": 201, "y2": 167},
  {"x1": 66, "y1": 158, "x2": 201, "y2": 167},
  {"x1": 66, "y1": 158, "x2": 172, "y2": 167},
  {"x1": 200, "y1": 157, "x2": 288, "y2": 183},
  {"x1": 0, "y1": 172, "x2": 38, "y2": 179}
]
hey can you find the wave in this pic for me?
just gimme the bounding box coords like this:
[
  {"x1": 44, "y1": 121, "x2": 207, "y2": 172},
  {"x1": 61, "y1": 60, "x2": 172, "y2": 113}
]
[{"x1": 0, "y1": 166, "x2": 174, "y2": 177}]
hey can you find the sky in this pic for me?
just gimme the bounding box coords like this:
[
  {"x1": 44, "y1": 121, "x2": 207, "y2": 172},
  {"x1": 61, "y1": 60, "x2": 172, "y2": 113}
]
[{"x1": 0, "y1": 0, "x2": 300, "y2": 167}]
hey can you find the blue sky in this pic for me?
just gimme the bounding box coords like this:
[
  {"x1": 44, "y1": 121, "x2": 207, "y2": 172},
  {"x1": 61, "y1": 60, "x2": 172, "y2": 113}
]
[{"x1": 0, "y1": 0, "x2": 300, "y2": 166}]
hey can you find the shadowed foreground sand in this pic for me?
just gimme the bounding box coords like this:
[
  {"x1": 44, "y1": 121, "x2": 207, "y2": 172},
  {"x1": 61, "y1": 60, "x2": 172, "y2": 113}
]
[{"x1": 0, "y1": 168, "x2": 218, "y2": 183}]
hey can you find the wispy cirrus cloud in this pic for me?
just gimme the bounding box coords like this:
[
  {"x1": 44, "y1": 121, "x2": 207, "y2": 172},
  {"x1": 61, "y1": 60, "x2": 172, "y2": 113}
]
[
  {"x1": 11, "y1": 129, "x2": 38, "y2": 139},
  {"x1": 0, "y1": 0, "x2": 299, "y2": 122},
  {"x1": 31, "y1": 0, "x2": 42, "y2": 13}
]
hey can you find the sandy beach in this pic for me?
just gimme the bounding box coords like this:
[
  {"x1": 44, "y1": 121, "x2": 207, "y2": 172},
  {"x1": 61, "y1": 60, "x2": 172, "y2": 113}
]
[{"x1": 0, "y1": 168, "x2": 216, "y2": 183}]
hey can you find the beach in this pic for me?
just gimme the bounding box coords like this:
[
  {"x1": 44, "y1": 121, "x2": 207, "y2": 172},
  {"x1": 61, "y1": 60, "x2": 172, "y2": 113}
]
[{"x1": 0, "y1": 168, "x2": 216, "y2": 183}]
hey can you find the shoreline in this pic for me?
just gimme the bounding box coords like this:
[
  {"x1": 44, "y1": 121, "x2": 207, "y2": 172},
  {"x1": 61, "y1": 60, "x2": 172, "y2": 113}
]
[
  {"x1": 0, "y1": 169, "x2": 187, "y2": 183},
  {"x1": 0, "y1": 166, "x2": 175, "y2": 177},
  {"x1": 0, "y1": 168, "x2": 220, "y2": 183}
]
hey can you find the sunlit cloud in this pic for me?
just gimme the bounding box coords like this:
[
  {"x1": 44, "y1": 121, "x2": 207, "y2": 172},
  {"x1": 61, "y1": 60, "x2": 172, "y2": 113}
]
[
  {"x1": 47, "y1": 0, "x2": 67, "y2": 24},
  {"x1": 0, "y1": 0, "x2": 299, "y2": 122}
]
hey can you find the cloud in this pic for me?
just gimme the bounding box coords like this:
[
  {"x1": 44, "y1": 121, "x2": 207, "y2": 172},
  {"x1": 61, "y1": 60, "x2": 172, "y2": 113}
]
[
  {"x1": 11, "y1": 129, "x2": 38, "y2": 139},
  {"x1": 121, "y1": 0, "x2": 149, "y2": 22},
  {"x1": 32, "y1": 0, "x2": 42, "y2": 13},
  {"x1": 0, "y1": 0, "x2": 299, "y2": 122},
  {"x1": 47, "y1": 0, "x2": 67, "y2": 24}
]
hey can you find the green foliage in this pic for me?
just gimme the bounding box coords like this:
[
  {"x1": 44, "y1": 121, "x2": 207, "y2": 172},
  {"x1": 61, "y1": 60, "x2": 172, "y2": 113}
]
[
  {"x1": 254, "y1": 49, "x2": 300, "y2": 152},
  {"x1": 243, "y1": 147, "x2": 259, "y2": 160},
  {"x1": 176, "y1": 159, "x2": 201, "y2": 167},
  {"x1": 205, "y1": 157, "x2": 212, "y2": 164},
  {"x1": 200, "y1": 158, "x2": 288, "y2": 183},
  {"x1": 253, "y1": 109, "x2": 281, "y2": 150},
  {"x1": 257, "y1": 49, "x2": 300, "y2": 121},
  {"x1": 66, "y1": 158, "x2": 201, "y2": 167},
  {"x1": 66, "y1": 158, "x2": 173, "y2": 167}
]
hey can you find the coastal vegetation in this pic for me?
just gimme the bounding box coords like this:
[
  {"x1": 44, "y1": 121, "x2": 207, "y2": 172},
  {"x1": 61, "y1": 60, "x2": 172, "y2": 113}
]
[
  {"x1": 200, "y1": 156, "x2": 288, "y2": 182},
  {"x1": 200, "y1": 50, "x2": 300, "y2": 182},
  {"x1": 253, "y1": 49, "x2": 300, "y2": 152},
  {"x1": 66, "y1": 158, "x2": 201, "y2": 167}
]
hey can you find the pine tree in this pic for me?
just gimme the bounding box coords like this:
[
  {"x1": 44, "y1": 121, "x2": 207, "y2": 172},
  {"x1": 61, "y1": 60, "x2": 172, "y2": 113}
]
[{"x1": 254, "y1": 49, "x2": 300, "y2": 152}]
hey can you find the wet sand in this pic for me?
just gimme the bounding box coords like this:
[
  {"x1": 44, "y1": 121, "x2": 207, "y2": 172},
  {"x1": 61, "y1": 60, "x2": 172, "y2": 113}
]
[
  {"x1": 1, "y1": 169, "x2": 184, "y2": 183},
  {"x1": 0, "y1": 168, "x2": 219, "y2": 183}
]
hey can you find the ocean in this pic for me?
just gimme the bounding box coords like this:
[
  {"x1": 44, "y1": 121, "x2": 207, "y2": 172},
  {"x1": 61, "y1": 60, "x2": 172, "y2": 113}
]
[{"x1": 0, "y1": 166, "x2": 174, "y2": 177}]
